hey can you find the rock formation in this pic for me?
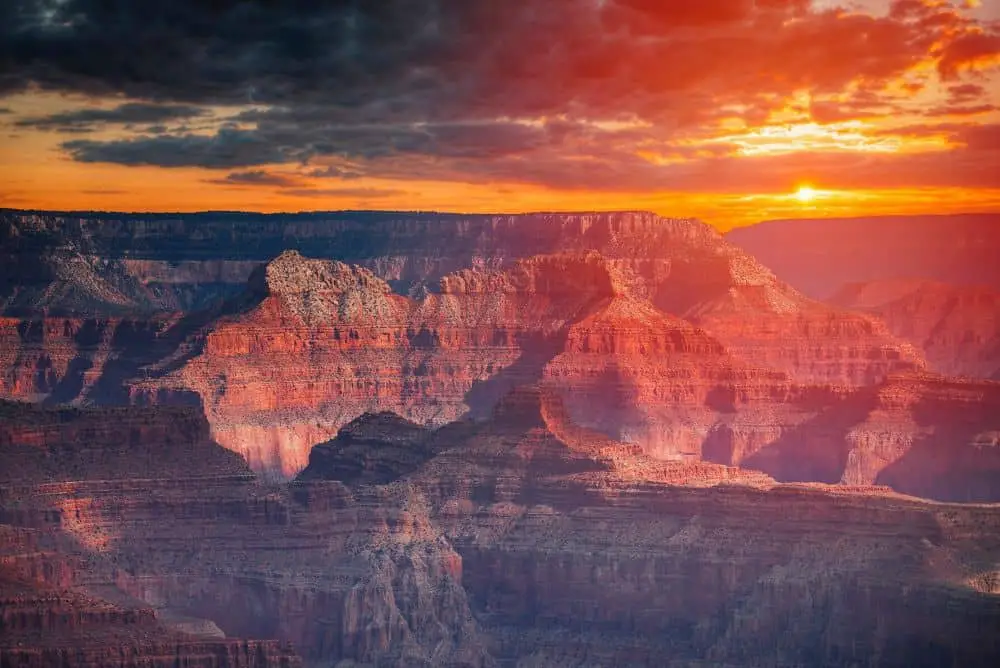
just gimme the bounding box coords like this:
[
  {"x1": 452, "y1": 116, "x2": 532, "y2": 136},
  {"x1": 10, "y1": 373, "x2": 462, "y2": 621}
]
[
  {"x1": 2, "y1": 395, "x2": 998, "y2": 666},
  {"x1": 831, "y1": 280, "x2": 1000, "y2": 379},
  {"x1": 2, "y1": 208, "x2": 998, "y2": 665},
  {"x1": 140, "y1": 244, "x2": 919, "y2": 478}
]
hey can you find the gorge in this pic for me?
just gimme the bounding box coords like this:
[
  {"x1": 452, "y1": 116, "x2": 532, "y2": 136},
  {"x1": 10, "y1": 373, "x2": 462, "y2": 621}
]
[{"x1": 1, "y1": 209, "x2": 999, "y2": 666}]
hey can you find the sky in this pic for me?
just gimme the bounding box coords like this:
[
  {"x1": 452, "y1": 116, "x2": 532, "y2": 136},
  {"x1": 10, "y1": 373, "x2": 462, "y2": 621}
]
[{"x1": 0, "y1": 0, "x2": 998, "y2": 230}]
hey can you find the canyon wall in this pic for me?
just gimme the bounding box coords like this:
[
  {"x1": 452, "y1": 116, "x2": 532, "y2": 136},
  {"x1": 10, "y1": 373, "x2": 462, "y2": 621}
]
[
  {"x1": 6, "y1": 210, "x2": 997, "y2": 498},
  {"x1": 832, "y1": 280, "x2": 1000, "y2": 379},
  {"x1": 153, "y1": 244, "x2": 922, "y2": 478},
  {"x1": 3, "y1": 396, "x2": 998, "y2": 666}
]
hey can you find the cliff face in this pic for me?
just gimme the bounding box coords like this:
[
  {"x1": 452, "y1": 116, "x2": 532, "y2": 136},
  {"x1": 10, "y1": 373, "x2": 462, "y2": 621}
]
[
  {"x1": 1, "y1": 396, "x2": 998, "y2": 666},
  {"x1": 738, "y1": 373, "x2": 1000, "y2": 502},
  {"x1": 0, "y1": 406, "x2": 300, "y2": 668},
  {"x1": 0, "y1": 210, "x2": 928, "y2": 387},
  {"x1": 0, "y1": 316, "x2": 171, "y2": 403},
  {"x1": 831, "y1": 280, "x2": 1000, "y2": 379},
  {"x1": 0, "y1": 401, "x2": 492, "y2": 667},
  {"x1": 1, "y1": 211, "x2": 931, "y2": 480},
  {"x1": 155, "y1": 242, "x2": 919, "y2": 478}
]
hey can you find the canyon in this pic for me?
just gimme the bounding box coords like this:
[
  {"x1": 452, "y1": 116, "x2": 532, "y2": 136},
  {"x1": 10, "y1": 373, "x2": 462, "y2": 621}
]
[
  {"x1": 2, "y1": 211, "x2": 928, "y2": 478},
  {"x1": 1, "y1": 209, "x2": 999, "y2": 665},
  {"x1": 2, "y1": 392, "x2": 999, "y2": 666},
  {"x1": 831, "y1": 280, "x2": 1000, "y2": 380}
]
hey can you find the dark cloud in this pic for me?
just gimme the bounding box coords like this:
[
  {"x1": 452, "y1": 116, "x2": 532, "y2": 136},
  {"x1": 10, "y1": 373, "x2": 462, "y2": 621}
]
[
  {"x1": 1, "y1": 0, "x2": 997, "y2": 193},
  {"x1": 61, "y1": 128, "x2": 286, "y2": 168},
  {"x1": 1, "y1": 0, "x2": 990, "y2": 120},
  {"x1": 0, "y1": 107, "x2": 11, "y2": 114},
  {"x1": 206, "y1": 170, "x2": 304, "y2": 187},
  {"x1": 56, "y1": 119, "x2": 561, "y2": 168},
  {"x1": 15, "y1": 102, "x2": 207, "y2": 133}
]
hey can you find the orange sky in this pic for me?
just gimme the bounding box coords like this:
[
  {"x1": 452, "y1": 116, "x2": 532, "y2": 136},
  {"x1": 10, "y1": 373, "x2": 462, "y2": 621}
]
[{"x1": 1, "y1": 0, "x2": 998, "y2": 230}]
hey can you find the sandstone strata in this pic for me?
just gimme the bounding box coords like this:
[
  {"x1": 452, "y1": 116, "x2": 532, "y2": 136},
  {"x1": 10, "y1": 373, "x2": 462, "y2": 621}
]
[
  {"x1": 832, "y1": 280, "x2": 1000, "y2": 379},
  {"x1": 3, "y1": 396, "x2": 998, "y2": 666},
  {"x1": 157, "y1": 246, "x2": 921, "y2": 478}
]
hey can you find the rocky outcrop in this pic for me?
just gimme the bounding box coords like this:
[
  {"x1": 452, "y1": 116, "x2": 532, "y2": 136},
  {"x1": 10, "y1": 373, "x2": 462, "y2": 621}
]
[
  {"x1": 736, "y1": 372, "x2": 1000, "y2": 502},
  {"x1": 831, "y1": 280, "x2": 1000, "y2": 379},
  {"x1": 157, "y1": 245, "x2": 920, "y2": 478},
  {"x1": 726, "y1": 213, "x2": 1000, "y2": 298},
  {"x1": 297, "y1": 412, "x2": 437, "y2": 485},
  {"x1": 1, "y1": 396, "x2": 999, "y2": 666}
]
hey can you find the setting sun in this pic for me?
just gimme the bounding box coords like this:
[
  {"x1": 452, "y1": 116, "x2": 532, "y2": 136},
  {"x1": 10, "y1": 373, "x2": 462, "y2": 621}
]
[{"x1": 796, "y1": 186, "x2": 818, "y2": 203}]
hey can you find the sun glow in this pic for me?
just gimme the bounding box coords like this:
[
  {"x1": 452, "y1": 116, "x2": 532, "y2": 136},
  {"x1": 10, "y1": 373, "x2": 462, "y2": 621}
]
[{"x1": 795, "y1": 185, "x2": 818, "y2": 202}]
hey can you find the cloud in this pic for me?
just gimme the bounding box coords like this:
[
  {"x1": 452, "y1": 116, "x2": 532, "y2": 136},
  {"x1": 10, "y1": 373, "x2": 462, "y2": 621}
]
[
  {"x1": 0, "y1": 0, "x2": 997, "y2": 195},
  {"x1": 205, "y1": 170, "x2": 304, "y2": 187},
  {"x1": 15, "y1": 102, "x2": 207, "y2": 133},
  {"x1": 61, "y1": 128, "x2": 286, "y2": 168},
  {"x1": 938, "y1": 31, "x2": 1000, "y2": 79},
  {"x1": 924, "y1": 103, "x2": 998, "y2": 116}
]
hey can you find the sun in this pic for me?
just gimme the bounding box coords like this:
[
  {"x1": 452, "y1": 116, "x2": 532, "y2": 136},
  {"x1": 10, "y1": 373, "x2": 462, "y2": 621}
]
[{"x1": 795, "y1": 185, "x2": 818, "y2": 203}]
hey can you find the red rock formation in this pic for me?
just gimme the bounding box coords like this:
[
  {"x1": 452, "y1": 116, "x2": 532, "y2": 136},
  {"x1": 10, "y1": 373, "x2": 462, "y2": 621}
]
[
  {"x1": 0, "y1": 315, "x2": 193, "y2": 405},
  {"x1": 156, "y1": 247, "x2": 920, "y2": 479},
  {"x1": 740, "y1": 372, "x2": 1000, "y2": 502},
  {"x1": 1, "y1": 397, "x2": 998, "y2": 666},
  {"x1": 166, "y1": 252, "x2": 624, "y2": 476},
  {"x1": 832, "y1": 280, "x2": 1000, "y2": 379}
]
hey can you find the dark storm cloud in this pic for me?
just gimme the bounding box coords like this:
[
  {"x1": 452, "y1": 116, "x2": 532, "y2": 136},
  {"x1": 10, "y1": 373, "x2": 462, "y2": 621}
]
[
  {"x1": 3, "y1": 0, "x2": 984, "y2": 119},
  {"x1": 58, "y1": 118, "x2": 559, "y2": 168},
  {"x1": 15, "y1": 102, "x2": 207, "y2": 133}
]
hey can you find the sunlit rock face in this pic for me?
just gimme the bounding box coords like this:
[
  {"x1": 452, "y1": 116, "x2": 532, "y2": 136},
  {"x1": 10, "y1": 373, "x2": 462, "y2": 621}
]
[
  {"x1": 2, "y1": 397, "x2": 998, "y2": 667},
  {"x1": 0, "y1": 211, "x2": 950, "y2": 482}
]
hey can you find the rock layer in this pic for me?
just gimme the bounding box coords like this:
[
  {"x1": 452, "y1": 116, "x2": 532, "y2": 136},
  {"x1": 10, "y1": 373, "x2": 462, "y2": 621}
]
[
  {"x1": 158, "y1": 247, "x2": 921, "y2": 478},
  {"x1": 831, "y1": 280, "x2": 1000, "y2": 379},
  {"x1": 5, "y1": 395, "x2": 998, "y2": 666}
]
